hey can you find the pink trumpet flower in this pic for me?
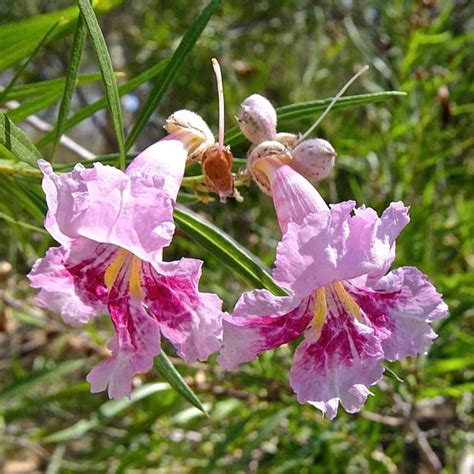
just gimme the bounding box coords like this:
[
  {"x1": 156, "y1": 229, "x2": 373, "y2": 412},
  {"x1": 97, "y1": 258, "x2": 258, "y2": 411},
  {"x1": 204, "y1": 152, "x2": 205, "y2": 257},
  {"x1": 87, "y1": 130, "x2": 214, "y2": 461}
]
[
  {"x1": 218, "y1": 158, "x2": 447, "y2": 419},
  {"x1": 29, "y1": 140, "x2": 223, "y2": 399}
]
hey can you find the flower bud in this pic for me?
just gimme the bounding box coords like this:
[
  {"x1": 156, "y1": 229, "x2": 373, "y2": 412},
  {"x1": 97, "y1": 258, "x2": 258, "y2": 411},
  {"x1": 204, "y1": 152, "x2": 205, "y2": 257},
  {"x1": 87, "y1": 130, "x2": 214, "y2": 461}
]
[
  {"x1": 289, "y1": 138, "x2": 336, "y2": 182},
  {"x1": 164, "y1": 110, "x2": 214, "y2": 162},
  {"x1": 201, "y1": 144, "x2": 234, "y2": 201},
  {"x1": 237, "y1": 94, "x2": 277, "y2": 144},
  {"x1": 247, "y1": 141, "x2": 290, "y2": 195}
]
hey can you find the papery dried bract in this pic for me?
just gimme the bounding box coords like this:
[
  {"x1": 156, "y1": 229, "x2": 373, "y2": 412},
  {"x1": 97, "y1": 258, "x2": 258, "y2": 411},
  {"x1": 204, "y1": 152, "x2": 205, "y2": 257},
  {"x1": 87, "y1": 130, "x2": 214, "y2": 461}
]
[
  {"x1": 237, "y1": 94, "x2": 277, "y2": 144},
  {"x1": 275, "y1": 132, "x2": 299, "y2": 149},
  {"x1": 164, "y1": 109, "x2": 214, "y2": 162},
  {"x1": 202, "y1": 144, "x2": 234, "y2": 201},
  {"x1": 247, "y1": 141, "x2": 290, "y2": 195}
]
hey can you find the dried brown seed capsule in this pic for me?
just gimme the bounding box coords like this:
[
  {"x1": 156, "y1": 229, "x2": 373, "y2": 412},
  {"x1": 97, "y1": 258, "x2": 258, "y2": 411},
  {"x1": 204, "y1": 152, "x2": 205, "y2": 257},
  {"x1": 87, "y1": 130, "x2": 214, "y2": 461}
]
[
  {"x1": 237, "y1": 94, "x2": 277, "y2": 144},
  {"x1": 289, "y1": 138, "x2": 336, "y2": 182},
  {"x1": 201, "y1": 144, "x2": 235, "y2": 202},
  {"x1": 164, "y1": 109, "x2": 214, "y2": 162}
]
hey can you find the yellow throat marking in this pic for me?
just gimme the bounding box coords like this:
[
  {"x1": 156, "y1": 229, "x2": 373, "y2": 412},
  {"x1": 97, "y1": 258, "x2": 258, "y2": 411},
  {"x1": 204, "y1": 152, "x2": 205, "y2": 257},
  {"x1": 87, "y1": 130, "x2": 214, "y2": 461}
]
[
  {"x1": 104, "y1": 249, "x2": 143, "y2": 299},
  {"x1": 312, "y1": 287, "x2": 327, "y2": 334},
  {"x1": 311, "y1": 282, "x2": 362, "y2": 334},
  {"x1": 332, "y1": 281, "x2": 362, "y2": 321}
]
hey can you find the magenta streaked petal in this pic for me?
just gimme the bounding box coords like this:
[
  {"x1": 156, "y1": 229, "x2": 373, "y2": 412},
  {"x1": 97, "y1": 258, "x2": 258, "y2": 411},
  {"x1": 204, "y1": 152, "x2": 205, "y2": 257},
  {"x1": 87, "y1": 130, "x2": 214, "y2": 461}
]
[
  {"x1": 27, "y1": 244, "x2": 101, "y2": 324},
  {"x1": 142, "y1": 259, "x2": 223, "y2": 363},
  {"x1": 125, "y1": 139, "x2": 187, "y2": 199},
  {"x1": 273, "y1": 201, "x2": 410, "y2": 296},
  {"x1": 87, "y1": 298, "x2": 161, "y2": 399},
  {"x1": 289, "y1": 313, "x2": 384, "y2": 419},
  {"x1": 218, "y1": 290, "x2": 311, "y2": 370},
  {"x1": 350, "y1": 266, "x2": 448, "y2": 360},
  {"x1": 65, "y1": 240, "x2": 116, "y2": 306}
]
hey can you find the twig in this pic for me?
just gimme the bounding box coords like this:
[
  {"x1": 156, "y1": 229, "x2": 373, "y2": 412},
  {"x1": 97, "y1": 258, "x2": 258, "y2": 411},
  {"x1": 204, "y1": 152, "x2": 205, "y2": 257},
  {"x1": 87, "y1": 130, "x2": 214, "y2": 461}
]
[
  {"x1": 392, "y1": 392, "x2": 443, "y2": 473},
  {"x1": 361, "y1": 410, "x2": 404, "y2": 427}
]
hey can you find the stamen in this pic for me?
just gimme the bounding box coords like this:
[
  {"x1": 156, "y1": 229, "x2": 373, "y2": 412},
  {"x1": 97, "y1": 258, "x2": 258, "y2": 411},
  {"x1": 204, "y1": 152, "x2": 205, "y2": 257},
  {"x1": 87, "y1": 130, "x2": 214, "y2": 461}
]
[
  {"x1": 129, "y1": 256, "x2": 143, "y2": 299},
  {"x1": 104, "y1": 249, "x2": 129, "y2": 292},
  {"x1": 332, "y1": 281, "x2": 362, "y2": 322},
  {"x1": 211, "y1": 58, "x2": 225, "y2": 156},
  {"x1": 312, "y1": 287, "x2": 327, "y2": 334},
  {"x1": 297, "y1": 65, "x2": 369, "y2": 144}
]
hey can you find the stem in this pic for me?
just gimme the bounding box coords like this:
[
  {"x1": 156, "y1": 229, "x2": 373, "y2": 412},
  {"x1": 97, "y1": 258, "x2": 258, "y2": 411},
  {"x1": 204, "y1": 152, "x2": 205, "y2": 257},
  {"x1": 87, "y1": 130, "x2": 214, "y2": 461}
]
[{"x1": 0, "y1": 164, "x2": 42, "y2": 178}]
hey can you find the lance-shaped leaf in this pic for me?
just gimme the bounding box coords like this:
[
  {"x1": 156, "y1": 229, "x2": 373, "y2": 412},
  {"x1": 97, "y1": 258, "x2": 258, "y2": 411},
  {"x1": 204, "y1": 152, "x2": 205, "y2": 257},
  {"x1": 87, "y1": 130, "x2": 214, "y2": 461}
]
[
  {"x1": 154, "y1": 350, "x2": 207, "y2": 413},
  {"x1": 174, "y1": 205, "x2": 287, "y2": 296},
  {"x1": 225, "y1": 91, "x2": 407, "y2": 146},
  {"x1": 42, "y1": 383, "x2": 170, "y2": 443},
  {"x1": 0, "y1": 112, "x2": 43, "y2": 166},
  {"x1": 51, "y1": 13, "x2": 87, "y2": 161},
  {"x1": 78, "y1": 0, "x2": 126, "y2": 168},
  {"x1": 35, "y1": 61, "x2": 168, "y2": 148}
]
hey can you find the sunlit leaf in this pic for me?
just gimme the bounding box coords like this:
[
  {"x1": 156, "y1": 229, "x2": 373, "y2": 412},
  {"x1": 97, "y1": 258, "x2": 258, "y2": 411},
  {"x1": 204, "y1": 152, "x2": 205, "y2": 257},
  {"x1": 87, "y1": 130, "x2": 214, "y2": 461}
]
[
  {"x1": 174, "y1": 205, "x2": 287, "y2": 296},
  {"x1": 154, "y1": 350, "x2": 207, "y2": 413},
  {"x1": 78, "y1": 0, "x2": 126, "y2": 168}
]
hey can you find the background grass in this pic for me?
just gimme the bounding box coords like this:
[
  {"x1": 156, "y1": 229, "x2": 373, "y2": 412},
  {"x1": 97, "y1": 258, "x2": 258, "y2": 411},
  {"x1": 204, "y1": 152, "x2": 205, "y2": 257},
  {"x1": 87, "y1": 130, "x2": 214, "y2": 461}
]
[{"x1": 0, "y1": 0, "x2": 473, "y2": 472}]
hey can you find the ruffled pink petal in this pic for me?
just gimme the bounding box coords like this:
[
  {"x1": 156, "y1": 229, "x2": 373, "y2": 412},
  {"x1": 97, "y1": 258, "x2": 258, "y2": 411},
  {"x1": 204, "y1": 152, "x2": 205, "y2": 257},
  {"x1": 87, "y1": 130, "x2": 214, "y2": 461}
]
[
  {"x1": 218, "y1": 290, "x2": 312, "y2": 370},
  {"x1": 289, "y1": 313, "x2": 384, "y2": 419},
  {"x1": 27, "y1": 244, "x2": 101, "y2": 324},
  {"x1": 125, "y1": 139, "x2": 187, "y2": 199},
  {"x1": 87, "y1": 298, "x2": 161, "y2": 399},
  {"x1": 273, "y1": 201, "x2": 410, "y2": 296},
  {"x1": 349, "y1": 266, "x2": 448, "y2": 360},
  {"x1": 141, "y1": 258, "x2": 223, "y2": 363},
  {"x1": 38, "y1": 160, "x2": 103, "y2": 245},
  {"x1": 38, "y1": 148, "x2": 184, "y2": 263},
  {"x1": 366, "y1": 202, "x2": 410, "y2": 278}
]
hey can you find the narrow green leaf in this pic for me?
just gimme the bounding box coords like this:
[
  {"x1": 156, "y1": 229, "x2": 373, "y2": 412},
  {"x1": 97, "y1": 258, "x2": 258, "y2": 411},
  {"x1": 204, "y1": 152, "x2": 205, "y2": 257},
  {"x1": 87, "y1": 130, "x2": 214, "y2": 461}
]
[
  {"x1": 0, "y1": 359, "x2": 86, "y2": 404},
  {"x1": 51, "y1": 14, "x2": 87, "y2": 161},
  {"x1": 78, "y1": 0, "x2": 126, "y2": 169},
  {"x1": 383, "y1": 364, "x2": 405, "y2": 383},
  {"x1": 0, "y1": 1, "x2": 121, "y2": 72},
  {"x1": 174, "y1": 205, "x2": 287, "y2": 296},
  {"x1": 42, "y1": 383, "x2": 169, "y2": 443},
  {"x1": 0, "y1": 211, "x2": 48, "y2": 234},
  {"x1": 153, "y1": 350, "x2": 207, "y2": 413},
  {"x1": 0, "y1": 177, "x2": 45, "y2": 220},
  {"x1": 6, "y1": 72, "x2": 106, "y2": 101},
  {"x1": 35, "y1": 61, "x2": 168, "y2": 149},
  {"x1": 224, "y1": 91, "x2": 407, "y2": 146},
  {"x1": 125, "y1": 0, "x2": 221, "y2": 149},
  {"x1": 0, "y1": 22, "x2": 60, "y2": 105},
  {"x1": 6, "y1": 90, "x2": 63, "y2": 122},
  {"x1": 0, "y1": 112, "x2": 43, "y2": 165}
]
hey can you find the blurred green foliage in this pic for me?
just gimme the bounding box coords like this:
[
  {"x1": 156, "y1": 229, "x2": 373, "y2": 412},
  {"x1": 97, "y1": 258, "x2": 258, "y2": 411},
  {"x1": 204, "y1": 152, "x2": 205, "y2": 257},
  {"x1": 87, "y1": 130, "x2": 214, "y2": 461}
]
[{"x1": 0, "y1": 0, "x2": 473, "y2": 472}]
